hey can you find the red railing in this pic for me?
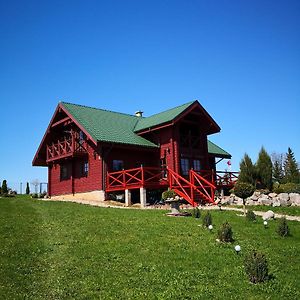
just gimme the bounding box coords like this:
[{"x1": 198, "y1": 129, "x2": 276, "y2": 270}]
[
  {"x1": 106, "y1": 167, "x2": 238, "y2": 205},
  {"x1": 215, "y1": 171, "x2": 239, "y2": 187},
  {"x1": 106, "y1": 167, "x2": 167, "y2": 191},
  {"x1": 46, "y1": 135, "x2": 87, "y2": 162},
  {"x1": 168, "y1": 168, "x2": 216, "y2": 206}
]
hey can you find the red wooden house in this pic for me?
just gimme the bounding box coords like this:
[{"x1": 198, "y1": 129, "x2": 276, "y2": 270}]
[{"x1": 33, "y1": 100, "x2": 236, "y2": 206}]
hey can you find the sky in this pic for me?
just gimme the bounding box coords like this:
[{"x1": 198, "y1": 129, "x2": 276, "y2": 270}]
[{"x1": 0, "y1": 0, "x2": 299, "y2": 193}]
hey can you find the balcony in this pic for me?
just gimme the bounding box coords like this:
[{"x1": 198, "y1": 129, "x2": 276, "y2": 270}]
[{"x1": 46, "y1": 134, "x2": 88, "y2": 163}]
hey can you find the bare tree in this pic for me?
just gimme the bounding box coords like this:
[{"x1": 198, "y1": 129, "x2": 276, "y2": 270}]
[{"x1": 31, "y1": 179, "x2": 40, "y2": 194}]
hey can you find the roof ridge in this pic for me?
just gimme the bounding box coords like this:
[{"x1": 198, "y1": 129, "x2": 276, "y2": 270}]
[
  {"x1": 61, "y1": 101, "x2": 139, "y2": 119},
  {"x1": 143, "y1": 100, "x2": 196, "y2": 118}
]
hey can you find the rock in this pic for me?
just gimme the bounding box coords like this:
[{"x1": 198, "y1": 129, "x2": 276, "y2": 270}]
[
  {"x1": 289, "y1": 193, "x2": 300, "y2": 206},
  {"x1": 272, "y1": 198, "x2": 281, "y2": 207},
  {"x1": 269, "y1": 193, "x2": 277, "y2": 198},
  {"x1": 278, "y1": 193, "x2": 289, "y2": 201},
  {"x1": 262, "y1": 210, "x2": 275, "y2": 221},
  {"x1": 246, "y1": 199, "x2": 255, "y2": 206},
  {"x1": 261, "y1": 198, "x2": 272, "y2": 206}
]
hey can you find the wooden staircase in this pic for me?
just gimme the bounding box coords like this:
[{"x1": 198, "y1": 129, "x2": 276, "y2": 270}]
[{"x1": 168, "y1": 168, "x2": 216, "y2": 206}]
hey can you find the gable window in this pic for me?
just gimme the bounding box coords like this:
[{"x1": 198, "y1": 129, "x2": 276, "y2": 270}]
[
  {"x1": 180, "y1": 158, "x2": 189, "y2": 176},
  {"x1": 60, "y1": 163, "x2": 70, "y2": 181},
  {"x1": 193, "y1": 159, "x2": 201, "y2": 172},
  {"x1": 112, "y1": 160, "x2": 124, "y2": 171}
]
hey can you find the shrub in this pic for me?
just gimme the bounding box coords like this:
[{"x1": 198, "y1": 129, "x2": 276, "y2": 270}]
[
  {"x1": 193, "y1": 207, "x2": 201, "y2": 219},
  {"x1": 233, "y1": 182, "x2": 255, "y2": 215},
  {"x1": 26, "y1": 182, "x2": 30, "y2": 195},
  {"x1": 244, "y1": 250, "x2": 269, "y2": 284},
  {"x1": 31, "y1": 193, "x2": 38, "y2": 198},
  {"x1": 246, "y1": 210, "x2": 256, "y2": 222},
  {"x1": 272, "y1": 183, "x2": 300, "y2": 194},
  {"x1": 202, "y1": 211, "x2": 212, "y2": 227},
  {"x1": 1, "y1": 180, "x2": 8, "y2": 195},
  {"x1": 276, "y1": 217, "x2": 290, "y2": 237},
  {"x1": 161, "y1": 189, "x2": 177, "y2": 201},
  {"x1": 217, "y1": 222, "x2": 233, "y2": 242}
]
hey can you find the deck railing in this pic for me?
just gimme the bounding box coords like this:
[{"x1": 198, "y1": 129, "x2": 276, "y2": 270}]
[
  {"x1": 106, "y1": 167, "x2": 166, "y2": 191},
  {"x1": 46, "y1": 135, "x2": 87, "y2": 162}
]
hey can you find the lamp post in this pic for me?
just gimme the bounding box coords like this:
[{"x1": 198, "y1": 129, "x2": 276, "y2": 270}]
[
  {"x1": 234, "y1": 245, "x2": 241, "y2": 254},
  {"x1": 263, "y1": 221, "x2": 268, "y2": 228},
  {"x1": 208, "y1": 224, "x2": 213, "y2": 232}
]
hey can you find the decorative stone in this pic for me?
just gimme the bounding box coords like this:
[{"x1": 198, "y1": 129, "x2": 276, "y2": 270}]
[
  {"x1": 278, "y1": 193, "x2": 289, "y2": 201},
  {"x1": 272, "y1": 198, "x2": 281, "y2": 207},
  {"x1": 289, "y1": 193, "x2": 300, "y2": 206},
  {"x1": 269, "y1": 193, "x2": 277, "y2": 198},
  {"x1": 262, "y1": 210, "x2": 275, "y2": 221},
  {"x1": 261, "y1": 198, "x2": 272, "y2": 206},
  {"x1": 246, "y1": 199, "x2": 255, "y2": 206}
]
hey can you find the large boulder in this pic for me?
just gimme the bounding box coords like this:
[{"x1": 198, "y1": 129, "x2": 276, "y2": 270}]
[
  {"x1": 272, "y1": 198, "x2": 281, "y2": 207},
  {"x1": 290, "y1": 193, "x2": 300, "y2": 206},
  {"x1": 278, "y1": 193, "x2": 290, "y2": 207},
  {"x1": 260, "y1": 194, "x2": 272, "y2": 206},
  {"x1": 262, "y1": 210, "x2": 275, "y2": 221},
  {"x1": 269, "y1": 193, "x2": 277, "y2": 199}
]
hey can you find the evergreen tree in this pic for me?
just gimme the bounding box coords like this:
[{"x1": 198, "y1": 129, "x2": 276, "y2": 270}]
[
  {"x1": 2, "y1": 180, "x2": 8, "y2": 194},
  {"x1": 26, "y1": 182, "x2": 30, "y2": 195},
  {"x1": 271, "y1": 153, "x2": 284, "y2": 183},
  {"x1": 283, "y1": 147, "x2": 300, "y2": 183},
  {"x1": 238, "y1": 154, "x2": 256, "y2": 186},
  {"x1": 256, "y1": 147, "x2": 273, "y2": 190}
]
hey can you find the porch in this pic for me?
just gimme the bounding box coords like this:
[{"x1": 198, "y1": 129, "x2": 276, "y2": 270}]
[{"x1": 106, "y1": 166, "x2": 238, "y2": 207}]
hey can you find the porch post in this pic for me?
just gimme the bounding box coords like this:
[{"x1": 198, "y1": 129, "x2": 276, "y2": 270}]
[
  {"x1": 140, "y1": 187, "x2": 147, "y2": 208},
  {"x1": 125, "y1": 189, "x2": 132, "y2": 207}
]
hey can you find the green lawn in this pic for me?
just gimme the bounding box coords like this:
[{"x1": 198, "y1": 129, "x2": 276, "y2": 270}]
[{"x1": 0, "y1": 196, "x2": 299, "y2": 300}]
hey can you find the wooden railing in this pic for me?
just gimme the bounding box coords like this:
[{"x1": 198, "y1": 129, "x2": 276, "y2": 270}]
[
  {"x1": 106, "y1": 167, "x2": 166, "y2": 191},
  {"x1": 215, "y1": 171, "x2": 239, "y2": 187},
  {"x1": 46, "y1": 135, "x2": 87, "y2": 162},
  {"x1": 168, "y1": 168, "x2": 216, "y2": 206}
]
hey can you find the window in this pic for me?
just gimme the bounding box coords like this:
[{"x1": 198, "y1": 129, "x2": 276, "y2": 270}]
[
  {"x1": 60, "y1": 163, "x2": 70, "y2": 180},
  {"x1": 180, "y1": 158, "x2": 189, "y2": 176},
  {"x1": 193, "y1": 160, "x2": 201, "y2": 172},
  {"x1": 112, "y1": 160, "x2": 124, "y2": 171},
  {"x1": 81, "y1": 161, "x2": 89, "y2": 177},
  {"x1": 79, "y1": 130, "x2": 85, "y2": 145}
]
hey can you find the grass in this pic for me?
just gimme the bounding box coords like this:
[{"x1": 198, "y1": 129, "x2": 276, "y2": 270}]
[
  {"x1": 0, "y1": 195, "x2": 300, "y2": 299},
  {"x1": 229, "y1": 205, "x2": 300, "y2": 216}
]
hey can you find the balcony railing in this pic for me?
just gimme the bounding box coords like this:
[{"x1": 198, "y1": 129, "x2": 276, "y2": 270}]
[{"x1": 46, "y1": 135, "x2": 87, "y2": 163}]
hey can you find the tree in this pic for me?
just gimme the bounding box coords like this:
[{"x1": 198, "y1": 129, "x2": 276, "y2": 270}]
[
  {"x1": 234, "y1": 182, "x2": 255, "y2": 216},
  {"x1": 31, "y1": 179, "x2": 40, "y2": 194},
  {"x1": 238, "y1": 154, "x2": 256, "y2": 186},
  {"x1": 1, "y1": 180, "x2": 8, "y2": 194},
  {"x1": 283, "y1": 147, "x2": 300, "y2": 183},
  {"x1": 256, "y1": 147, "x2": 272, "y2": 190},
  {"x1": 26, "y1": 182, "x2": 30, "y2": 195},
  {"x1": 271, "y1": 152, "x2": 284, "y2": 183}
]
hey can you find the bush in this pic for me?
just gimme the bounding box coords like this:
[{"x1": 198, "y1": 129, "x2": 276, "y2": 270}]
[
  {"x1": 273, "y1": 183, "x2": 300, "y2": 194},
  {"x1": 276, "y1": 217, "x2": 290, "y2": 237},
  {"x1": 244, "y1": 250, "x2": 269, "y2": 284},
  {"x1": 193, "y1": 207, "x2": 201, "y2": 219},
  {"x1": 246, "y1": 210, "x2": 256, "y2": 222},
  {"x1": 281, "y1": 183, "x2": 300, "y2": 193},
  {"x1": 202, "y1": 211, "x2": 212, "y2": 227},
  {"x1": 31, "y1": 193, "x2": 38, "y2": 198},
  {"x1": 161, "y1": 189, "x2": 177, "y2": 201},
  {"x1": 234, "y1": 182, "x2": 255, "y2": 199},
  {"x1": 217, "y1": 222, "x2": 233, "y2": 242}
]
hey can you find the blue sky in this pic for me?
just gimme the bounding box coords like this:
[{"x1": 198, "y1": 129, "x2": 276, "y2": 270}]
[{"x1": 1, "y1": 0, "x2": 299, "y2": 192}]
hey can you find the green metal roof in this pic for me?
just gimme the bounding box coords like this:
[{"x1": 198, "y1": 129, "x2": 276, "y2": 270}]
[
  {"x1": 207, "y1": 140, "x2": 231, "y2": 159},
  {"x1": 61, "y1": 101, "x2": 231, "y2": 157},
  {"x1": 61, "y1": 102, "x2": 158, "y2": 148},
  {"x1": 134, "y1": 101, "x2": 195, "y2": 132}
]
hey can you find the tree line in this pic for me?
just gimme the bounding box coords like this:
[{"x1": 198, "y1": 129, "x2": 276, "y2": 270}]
[{"x1": 239, "y1": 147, "x2": 300, "y2": 191}]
